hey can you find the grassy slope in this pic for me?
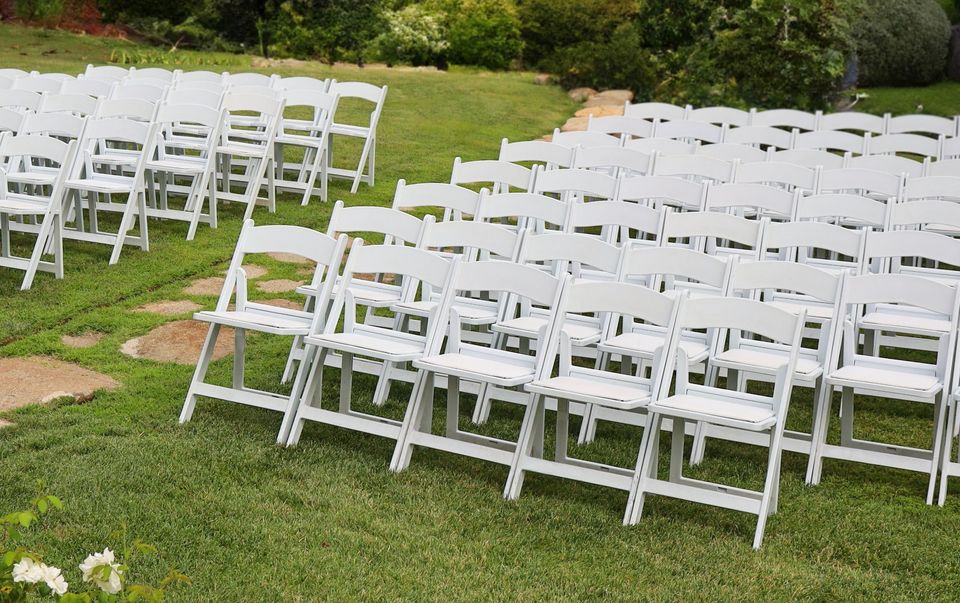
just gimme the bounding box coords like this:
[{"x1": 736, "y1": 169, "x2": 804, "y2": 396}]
[{"x1": 0, "y1": 23, "x2": 959, "y2": 601}]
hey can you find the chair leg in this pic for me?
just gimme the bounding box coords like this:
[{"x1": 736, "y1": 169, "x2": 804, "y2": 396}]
[
  {"x1": 927, "y1": 393, "x2": 948, "y2": 505},
  {"x1": 20, "y1": 212, "x2": 54, "y2": 291},
  {"x1": 277, "y1": 345, "x2": 317, "y2": 445},
  {"x1": 372, "y1": 360, "x2": 395, "y2": 407},
  {"x1": 625, "y1": 413, "x2": 662, "y2": 525},
  {"x1": 137, "y1": 191, "x2": 149, "y2": 252},
  {"x1": 108, "y1": 192, "x2": 138, "y2": 265},
  {"x1": 753, "y1": 428, "x2": 785, "y2": 550},
  {"x1": 339, "y1": 352, "x2": 354, "y2": 414},
  {"x1": 938, "y1": 396, "x2": 958, "y2": 506},
  {"x1": 504, "y1": 393, "x2": 545, "y2": 501},
  {"x1": 285, "y1": 347, "x2": 329, "y2": 447},
  {"x1": 390, "y1": 370, "x2": 434, "y2": 472},
  {"x1": 350, "y1": 136, "x2": 373, "y2": 194},
  {"x1": 232, "y1": 328, "x2": 246, "y2": 390},
  {"x1": 179, "y1": 324, "x2": 222, "y2": 423},
  {"x1": 806, "y1": 381, "x2": 835, "y2": 485}
]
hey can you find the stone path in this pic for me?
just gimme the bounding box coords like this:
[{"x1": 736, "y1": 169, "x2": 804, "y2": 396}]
[{"x1": 0, "y1": 357, "x2": 119, "y2": 411}]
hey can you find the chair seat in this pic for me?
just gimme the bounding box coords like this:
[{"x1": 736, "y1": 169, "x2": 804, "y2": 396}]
[
  {"x1": 415, "y1": 351, "x2": 536, "y2": 386},
  {"x1": 527, "y1": 375, "x2": 651, "y2": 408},
  {"x1": 828, "y1": 364, "x2": 941, "y2": 396},
  {"x1": 147, "y1": 157, "x2": 207, "y2": 174},
  {"x1": 91, "y1": 152, "x2": 137, "y2": 166},
  {"x1": 0, "y1": 196, "x2": 50, "y2": 215},
  {"x1": 330, "y1": 123, "x2": 370, "y2": 137},
  {"x1": 7, "y1": 171, "x2": 56, "y2": 186},
  {"x1": 600, "y1": 331, "x2": 708, "y2": 363},
  {"x1": 65, "y1": 177, "x2": 134, "y2": 194},
  {"x1": 275, "y1": 132, "x2": 323, "y2": 147},
  {"x1": 494, "y1": 316, "x2": 601, "y2": 345},
  {"x1": 307, "y1": 329, "x2": 426, "y2": 361},
  {"x1": 195, "y1": 304, "x2": 313, "y2": 336},
  {"x1": 648, "y1": 394, "x2": 776, "y2": 430},
  {"x1": 713, "y1": 347, "x2": 822, "y2": 379},
  {"x1": 217, "y1": 142, "x2": 268, "y2": 158},
  {"x1": 768, "y1": 299, "x2": 834, "y2": 321}
]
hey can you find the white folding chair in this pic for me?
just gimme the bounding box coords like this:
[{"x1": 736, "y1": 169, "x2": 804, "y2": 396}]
[
  {"x1": 275, "y1": 75, "x2": 330, "y2": 92},
  {"x1": 847, "y1": 153, "x2": 926, "y2": 179},
  {"x1": 734, "y1": 160, "x2": 819, "y2": 193},
  {"x1": 128, "y1": 67, "x2": 174, "y2": 82},
  {"x1": 819, "y1": 111, "x2": 885, "y2": 135},
  {"x1": 82, "y1": 65, "x2": 128, "y2": 83},
  {"x1": 13, "y1": 75, "x2": 62, "y2": 94},
  {"x1": 110, "y1": 83, "x2": 166, "y2": 104},
  {"x1": 586, "y1": 115, "x2": 654, "y2": 142},
  {"x1": 37, "y1": 93, "x2": 100, "y2": 117},
  {"x1": 652, "y1": 153, "x2": 737, "y2": 184},
  {"x1": 750, "y1": 108, "x2": 818, "y2": 131},
  {"x1": 625, "y1": 137, "x2": 697, "y2": 156},
  {"x1": 724, "y1": 125, "x2": 794, "y2": 150},
  {"x1": 866, "y1": 133, "x2": 941, "y2": 160},
  {"x1": 795, "y1": 191, "x2": 891, "y2": 231},
  {"x1": 144, "y1": 103, "x2": 222, "y2": 239},
  {"x1": 0, "y1": 109, "x2": 23, "y2": 135},
  {"x1": 550, "y1": 130, "x2": 622, "y2": 149},
  {"x1": 661, "y1": 207, "x2": 765, "y2": 261},
  {"x1": 819, "y1": 166, "x2": 903, "y2": 205},
  {"x1": 164, "y1": 88, "x2": 223, "y2": 111},
  {"x1": 178, "y1": 70, "x2": 224, "y2": 84},
  {"x1": 696, "y1": 142, "x2": 767, "y2": 164},
  {"x1": 0, "y1": 134, "x2": 76, "y2": 289},
  {"x1": 476, "y1": 188, "x2": 570, "y2": 234},
  {"x1": 626, "y1": 296, "x2": 806, "y2": 549},
  {"x1": 499, "y1": 137, "x2": 575, "y2": 169},
  {"x1": 224, "y1": 72, "x2": 277, "y2": 88},
  {"x1": 794, "y1": 130, "x2": 866, "y2": 155},
  {"x1": 619, "y1": 173, "x2": 706, "y2": 212},
  {"x1": 507, "y1": 282, "x2": 683, "y2": 500},
  {"x1": 806, "y1": 273, "x2": 960, "y2": 504},
  {"x1": 704, "y1": 182, "x2": 799, "y2": 222},
  {"x1": 653, "y1": 119, "x2": 725, "y2": 144},
  {"x1": 327, "y1": 81, "x2": 387, "y2": 193},
  {"x1": 0, "y1": 68, "x2": 28, "y2": 80},
  {"x1": 567, "y1": 199, "x2": 665, "y2": 246},
  {"x1": 531, "y1": 166, "x2": 619, "y2": 204},
  {"x1": 0, "y1": 90, "x2": 41, "y2": 112},
  {"x1": 688, "y1": 106, "x2": 751, "y2": 128},
  {"x1": 60, "y1": 78, "x2": 113, "y2": 98},
  {"x1": 624, "y1": 102, "x2": 688, "y2": 122},
  {"x1": 214, "y1": 92, "x2": 284, "y2": 219},
  {"x1": 283, "y1": 243, "x2": 460, "y2": 446},
  {"x1": 273, "y1": 89, "x2": 338, "y2": 205},
  {"x1": 449, "y1": 157, "x2": 533, "y2": 193},
  {"x1": 391, "y1": 179, "x2": 480, "y2": 221},
  {"x1": 573, "y1": 145, "x2": 653, "y2": 178},
  {"x1": 180, "y1": 220, "x2": 347, "y2": 440},
  {"x1": 63, "y1": 116, "x2": 158, "y2": 264},
  {"x1": 95, "y1": 97, "x2": 157, "y2": 122},
  {"x1": 887, "y1": 113, "x2": 957, "y2": 138},
  {"x1": 389, "y1": 261, "x2": 567, "y2": 477},
  {"x1": 768, "y1": 148, "x2": 845, "y2": 169}
]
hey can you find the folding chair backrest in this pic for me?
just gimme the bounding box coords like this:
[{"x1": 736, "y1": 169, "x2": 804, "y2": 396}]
[
  {"x1": 60, "y1": 77, "x2": 112, "y2": 98},
  {"x1": 695, "y1": 142, "x2": 767, "y2": 164},
  {"x1": 842, "y1": 273, "x2": 959, "y2": 318},
  {"x1": 420, "y1": 220, "x2": 521, "y2": 260},
  {"x1": 567, "y1": 200, "x2": 664, "y2": 242},
  {"x1": 95, "y1": 98, "x2": 157, "y2": 122},
  {"x1": 178, "y1": 70, "x2": 224, "y2": 84},
  {"x1": 724, "y1": 125, "x2": 794, "y2": 149},
  {"x1": 750, "y1": 108, "x2": 818, "y2": 131},
  {"x1": 762, "y1": 220, "x2": 866, "y2": 264},
  {"x1": 391, "y1": 180, "x2": 480, "y2": 219},
  {"x1": 624, "y1": 101, "x2": 687, "y2": 121},
  {"x1": 83, "y1": 65, "x2": 128, "y2": 82},
  {"x1": 867, "y1": 133, "x2": 940, "y2": 159},
  {"x1": 704, "y1": 182, "x2": 797, "y2": 220},
  {"x1": 730, "y1": 260, "x2": 844, "y2": 305},
  {"x1": 0, "y1": 75, "x2": 13, "y2": 90},
  {"x1": 0, "y1": 68, "x2": 28, "y2": 79},
  {"x1": 111, "y1": 84, "x2": 166, "y2": 103},
  {"x1": 450, "y1": 158, "x2": 532, "y2": 192},
  {"x1": 165, "y1": 88, "x2": 223, "y2": 109},
  {"x1": 654, "y1": 119, "x2": 724, "y2": 144},
  {"x1": 476, "y1": 190, "x2": 569, "y2": 231},
  {"x1": 0, "y1": 132, "x2": 74, "y2": 167},
  {"x1": 329, "y1": 81, "x2": 385, "y2": 104},
  {"x1": 21, "y1": 112, "x2": 86, "y2": 140},
  {"x1": 819, "y1": 167, "x2": 902, "y2": 199},
  {"x1": 903, "y1": 176, "x2": 960, "y2": 201},
  {"x1": 619, "y1": 174, "x2": 706, "y2": 211},
  {"x1": 327, "y1": 200, "x2": 426, "y2": 245},
  {"x1": 735, "y1": 160, "x2": 818, "y2": 191},
  {"x1": 0, "y1": 108, "x2": 23, "y2": 134},
  {"x1": 862, "y1": 229, "x2": 960, "y2": 278},
  {"x1": 0, "y1": 90, "x2": 41, "y2": 111},
  {"x1": 624, "y1": 137, "x2": 696, "y2": 155},
  {"x1": 662, "y1": 210, "x2": 763, "y2": 252},
  {"x1": 519, "y1": 232, "x2": 622, "y2": 278},
  {"x1": 819, "y1": 111, "x2": 885, "y2": 134},
  {"x1": 551, "y1": 130, "x2": 622, "y2": 149},
  {"x1": 887, "y1": 114, "x2": 957, "y2": 137},
  {"x1": 225, "y1": 72, "x2": 275, "y2": 88},
  {"x1": 222, "y1": 92, "x2": 283, "y2": 116},
  {"x1": 620, "y1": 245, "x2": 731, "y2": 292},
  {"x1": 890, "y1": 199, "x2": 960, "y2": 232},
  {"x1": 796, "y1": 193, "x2": 889, "y2": 228},
  {"x1": 847, "y1": 154, "x2": 925, "y2": 178},
  {"x1": 586, "y1": 115, "x2": 654, "y2": 139},
  {"x1": 688, "y1": 106, "x2": 750, "y2": 127},
  {"x1": 680, "y1": 297, "x2": 804, "y2": 351},
  {"x1": 276, "y1": 76, "x2": 329, "y2": 91},
  {"x1": 155, "y1": 103, "x2": 221, "y2": 133},
  {"x1": 13, "y1": 76, "x2": 62, "y2": 94},
  {"x1": 768, "y1": 148, "x2": 845, "y2": 169},
  {"x1": 794, "y1": 130, "x2": 866, "y2": 155},
  {"x1": 532, "y1": 167, "x2": 619, "y2": 201},
  {"x1": 82, "y1": 116, "x2": 152, "y2": 146},
  {"x1": 652, "y1": 153, "x2": 736, "y2": 183},
  {"x1": 455, "y1": 260, "x2": 564, "y2": 307},
  {"x1": 173, "y1": 81, "x2": 226, "y2": 96},
  {"x1": 927, "y1": 158, "x2": 960, "y2": 177},
  {"x1": 573, "y1": 145, "x2": 653, "y2": 175},
  {"x1": 129, "y1": 67, "x2": 174, "y2": 82},
  {"x1": 499, "y1": 138, "x2": 575, "y2": 168},
  {"x1": 38, "y1": 93, "x2": 99, "y2": 117}
]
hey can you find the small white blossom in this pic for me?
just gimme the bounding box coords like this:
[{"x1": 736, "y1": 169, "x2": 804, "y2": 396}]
[
  {"x1": 40, "y1": 564, "x2": 69, "y2": 595},
  {"x1": 79, "y1": 548, "x2": 123, "y2": 594},
  {"x1": 12, "y1": 557, "x2": 44, "y2": 584}
]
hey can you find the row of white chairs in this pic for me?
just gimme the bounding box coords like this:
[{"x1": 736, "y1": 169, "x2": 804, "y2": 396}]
[
  {"x1": 558, "y1": 117, "x2": 960, "y2": 163},
  {"x1": 624, "y1": 100, "x2": 960, "y2": 138},
  {"x1": 179, "y1": 202, "x2": 960, "y2": 548}
]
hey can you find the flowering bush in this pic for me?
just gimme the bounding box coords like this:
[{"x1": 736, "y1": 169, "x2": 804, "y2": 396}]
[
  {"x1": 1, "y1": 491, "x2": 189, "y2": 602},
  {"x1": 373, "y1": 5, "x2": 448, "y2": 67}
]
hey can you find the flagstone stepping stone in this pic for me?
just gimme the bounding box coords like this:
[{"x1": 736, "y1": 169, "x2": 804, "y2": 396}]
[
  {"x1": 183, "y1": 276, "x2": 225, "y2": 296},
  {"x1": 237, "y1": 264, "x2": 268, "y2": 279},
  {"x1": 256, "y1": 279, "x2": 304, "y2": 293},
  {"x1": 61, "y1": 331, "x2": 105, "y2": 349},
  {"x1": 574, "y1": 105, "x2": 624, "y2": 118},
  {"x1": 0, "y1": 356, "x2": 119, "y2": 411},
  {"x1": 121, "y1": 321, "x2": 234, "y2": 365},
  {"x1": 257, "y1": 298, "x2": 303, "y2": 310},
  {"x1": 583, "y1": 89, "x2": 634, "y2": 107},
  {"x1": 560, "y1": 116, "x2": 589, "y2": 132},
  {"x1": 568, "y1": 87, "x2": 598, "y2": 102},
  {"x1": 266, "y1": 252, "x2": 314, "y2": 265},
  {"x1": 134, "y1": 300, "x2": 203, "y2": 316},
  {"x1": 0, "y1": 420, "x2": 12, "y2": 429}
]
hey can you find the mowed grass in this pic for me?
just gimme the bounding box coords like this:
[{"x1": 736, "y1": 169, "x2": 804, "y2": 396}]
[{"x1": 1, "y1": 22, "x2": 960, "y2": 601}]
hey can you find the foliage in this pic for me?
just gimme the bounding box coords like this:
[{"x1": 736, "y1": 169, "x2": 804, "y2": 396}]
[
  {"x1": 444, "y1": 0, "x2": 522, "y2": 70},
  {"x1": 853, "y1": 0, "x2": 952, "y2": 86},
  {"x1": 517, "y1": 0, "x2": 640, "y2": 66},
  {"x1": 372, "y1": 4, "x2": 448, "y2": 67},
  {"x1": 268, "y1": 0, "x2": 385, "y2": 62},
  {"x1": 545, "y1": 22, "x2": 657, "y2": 96},
  {"x1": 14, "y1": 0, "x2": 65, "y2": 21}
]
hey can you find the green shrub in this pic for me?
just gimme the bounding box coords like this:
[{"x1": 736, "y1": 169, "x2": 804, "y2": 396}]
[
  {"x1": 853, "y1": 0, "x2": 951, "y2": 86},
  {"x1": 544, "y1": 22, "x2": 656, "y2": 96},
  {"x1": 518, "y1": 0, "x2": 639, "y2": 66},
  {"x1": 15, "y1": 0, "x2": 65, "y2": 20},
  {"x1": 372, "y1": 4, "x2": 448, "y2": 67},
  {"x1": 445, "y1": 0, "x2": 522, "y2": 70}
]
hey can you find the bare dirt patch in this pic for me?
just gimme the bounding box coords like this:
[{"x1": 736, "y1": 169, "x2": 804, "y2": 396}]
[
  {"x1": 61, "y1": 331, "x2": 105, "y2": 349},
  {"x1": 183, "y1": 276, "x2": 226, "y2": 296},
  {"x1": 134, "y1": 300, "x2": 203, "y2": 316},
  {"x1": 121, "y1": 321, "x2": 234, "y2": 365},
  {"x1": 256, "y1": 298, "x2": 303, "y2": 310},
  {"x1": 257, "y1": 279, "x2": 304, "y2": 293},
  {"x1": 0, "y1": 356, "x2": 119, "y2": 411},
  {"x1": 266, "y1": 252, "x2": 315, "y2": 265},
  {"x1": 0, "y1": 420, "x2": 12, "y2": 429}
]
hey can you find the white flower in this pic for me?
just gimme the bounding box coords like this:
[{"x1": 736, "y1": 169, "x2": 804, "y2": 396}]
[
  {"x1": 40, "y1": 564, "x2": 69, "y2": 595},
  {"x1": 79, "y1": 548, "x2": 123, "y2": 594},
  {"x1": 12, "y1": 557, "x2": 44, "y2": 584}
]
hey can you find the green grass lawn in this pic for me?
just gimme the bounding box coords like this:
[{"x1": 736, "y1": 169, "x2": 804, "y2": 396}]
[{"x1": 2, "y1": 22, "x2": 960, "y2": 601}]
